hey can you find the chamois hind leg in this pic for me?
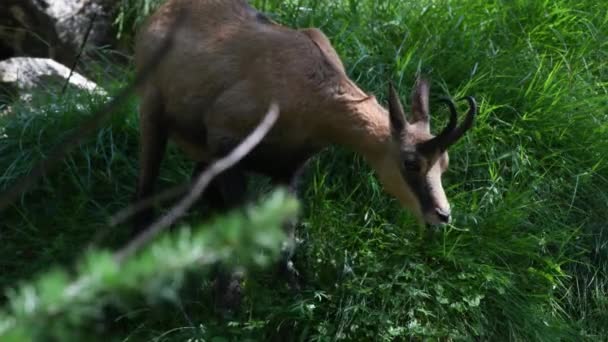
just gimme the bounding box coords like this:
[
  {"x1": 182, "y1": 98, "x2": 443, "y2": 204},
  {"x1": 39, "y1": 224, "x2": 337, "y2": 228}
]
[
  {"x1": 132, "y1": 87, "x2": 168, "y2": 236},
  {"x1": 191, "y1": 162, "x2": 248, "y2": 213}
]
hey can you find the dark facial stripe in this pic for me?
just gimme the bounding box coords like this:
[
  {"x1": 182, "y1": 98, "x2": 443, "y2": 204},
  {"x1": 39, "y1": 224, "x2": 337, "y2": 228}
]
[{"x1": 403, "y1": 172, "x2": 434, "y2": 214}]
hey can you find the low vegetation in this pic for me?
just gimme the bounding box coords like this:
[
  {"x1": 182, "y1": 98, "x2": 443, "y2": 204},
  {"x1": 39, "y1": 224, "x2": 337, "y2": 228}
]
[{"x1": 1, "y1": 0, "x2": 607, "y2": 340}]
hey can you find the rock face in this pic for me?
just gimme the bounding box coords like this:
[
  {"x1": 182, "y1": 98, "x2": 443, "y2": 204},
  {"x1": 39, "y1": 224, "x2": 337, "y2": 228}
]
[
  {"x1": 0, "y1": 0, "x2": 115, "y2": 65},
  {"x1": 0, "y1": 57, "x2": 106, "y2": 100}
]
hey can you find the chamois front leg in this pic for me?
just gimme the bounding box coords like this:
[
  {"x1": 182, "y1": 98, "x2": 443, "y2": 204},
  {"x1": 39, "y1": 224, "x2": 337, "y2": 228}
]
[
  {"x1": 192, "y1": 162, "x2": 249, "y2": 313},
  {"x1": 132, "y1": 88, "x2": 168, "y2": 236},
  {"x1": 276, "y1": 160, "x2": 311, "y2": 290}
]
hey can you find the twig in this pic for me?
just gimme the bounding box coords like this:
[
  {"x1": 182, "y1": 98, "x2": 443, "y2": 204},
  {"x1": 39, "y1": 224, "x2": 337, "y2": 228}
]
[
  {"x1": 109, "y1": 182, "x2": 191, "y2": 226},
  {"x1": 115, "y1": 103, "x2": 280, "y2": 262},
  {"x1": 0, "y1": 10, "x2": 186, "y2": 213},
  {"x1": 61, "y1": 12, "x2": 97, "y2": 95}
]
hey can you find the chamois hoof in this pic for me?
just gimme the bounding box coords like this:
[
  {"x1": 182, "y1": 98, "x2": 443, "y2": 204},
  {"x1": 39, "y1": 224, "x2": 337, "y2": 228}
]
[
  {"x1": 213, "y1": 270, "x2": 244, "y2": 315},
  {"x1": 278, "y1": 259, "x2": 303, "y2": 291}
]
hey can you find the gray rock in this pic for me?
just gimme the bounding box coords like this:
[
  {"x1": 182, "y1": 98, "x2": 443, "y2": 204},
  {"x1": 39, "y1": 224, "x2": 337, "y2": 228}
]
[
  {"x1": 0, "y1": 0, "x2": 115, "y2": 65},
  {"x1": 0, "y1": 57, "x2": 106, "y2": 97}
]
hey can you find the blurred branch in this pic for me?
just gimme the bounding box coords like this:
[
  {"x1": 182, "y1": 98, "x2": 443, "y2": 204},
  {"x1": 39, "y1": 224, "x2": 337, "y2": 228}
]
[
  {"x1": 0, "y1": 190, "x2": 297, "y2": 341},
  {"x1": 115, "y1": 103, "x2": 280, "y2": 261},
  {"x1": 109, "y1": 183, "x2": 188, "y2": 227},
  {"x1": 0, "y1": 10, "x2": 186, "y2": 213},
  {"x1": 61, "y1": 12, "x2": 97, "y2": 95}
]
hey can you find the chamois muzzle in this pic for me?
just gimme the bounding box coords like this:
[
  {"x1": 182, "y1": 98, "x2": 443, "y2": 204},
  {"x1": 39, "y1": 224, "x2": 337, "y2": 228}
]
[{"x1": 419, "y1": 96, "x2": 477, "y2": 154}]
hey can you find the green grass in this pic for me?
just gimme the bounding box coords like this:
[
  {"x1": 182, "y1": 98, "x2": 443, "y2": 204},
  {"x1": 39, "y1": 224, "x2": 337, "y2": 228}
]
[{"x1": 2, "y1": 0, "x2": 608, "y2": 340}]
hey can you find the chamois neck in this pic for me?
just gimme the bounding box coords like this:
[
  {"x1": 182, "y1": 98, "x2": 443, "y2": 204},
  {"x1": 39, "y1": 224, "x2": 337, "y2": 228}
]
[{"x1": 327, "y1": 95, "x2": 392, "y2": 159}]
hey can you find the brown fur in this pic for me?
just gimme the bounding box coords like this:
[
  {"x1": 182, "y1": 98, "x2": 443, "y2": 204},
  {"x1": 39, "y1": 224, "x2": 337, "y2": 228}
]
[{"x1": 134, "y1": 0, "x2": 475, "y2": 228}]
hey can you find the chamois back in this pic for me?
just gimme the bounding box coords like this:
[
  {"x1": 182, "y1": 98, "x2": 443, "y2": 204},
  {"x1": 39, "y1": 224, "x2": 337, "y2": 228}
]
[{"x1": 133, "y1": 0, "x2": 477, "y2": 232}]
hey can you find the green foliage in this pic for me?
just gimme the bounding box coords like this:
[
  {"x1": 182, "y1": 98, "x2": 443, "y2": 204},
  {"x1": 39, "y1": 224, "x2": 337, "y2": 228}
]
[
  {"x1": 0, "y1": 186, "x2": 296, "y2": 341},
  {"x1": 2, "y1": 0, "x2": 608, "y2": 340},
  {"x1": 114, "y1": 0, "x2": 166, "y2": 40}
]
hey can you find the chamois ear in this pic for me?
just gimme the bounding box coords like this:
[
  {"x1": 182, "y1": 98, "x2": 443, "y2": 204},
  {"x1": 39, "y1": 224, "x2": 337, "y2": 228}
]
[
  {"x1": 388, "y1": 82, "x2": 407, "y2": 134},
  {"x1": 410, "y1": 78, "x2": 430, "y2": 124}
]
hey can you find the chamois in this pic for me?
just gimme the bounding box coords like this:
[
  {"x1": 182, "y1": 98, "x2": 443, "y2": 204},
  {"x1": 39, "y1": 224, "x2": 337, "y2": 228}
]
[{"x1": 133, "y1": 0, "x2": 476, "y2": 294}]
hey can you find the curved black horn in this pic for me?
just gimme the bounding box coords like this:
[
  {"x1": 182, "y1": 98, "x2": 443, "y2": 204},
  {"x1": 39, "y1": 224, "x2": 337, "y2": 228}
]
[
  {"x1": 447, "y1": 96, "x2": 477, "y2": 144},
  {"x1": 437, "y1": 97, "x2": 459, "y2": 135},
  {"x1": 419, "y1": 96, "x2": 477, "y2": 153},
  {"x1": 418, "y1": 97, "x2": 459, "y2": 153}
]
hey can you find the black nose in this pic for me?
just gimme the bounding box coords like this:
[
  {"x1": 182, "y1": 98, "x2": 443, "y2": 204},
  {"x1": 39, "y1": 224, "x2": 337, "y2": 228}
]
[{"x1": 435, "y1": 208, "x2": 451, "y2": 223}]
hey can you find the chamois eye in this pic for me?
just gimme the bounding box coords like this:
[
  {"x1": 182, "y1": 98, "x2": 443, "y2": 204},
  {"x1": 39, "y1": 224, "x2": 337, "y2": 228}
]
[{"x1": 403, "y1": 161, "x2": 421, "y2": 173}]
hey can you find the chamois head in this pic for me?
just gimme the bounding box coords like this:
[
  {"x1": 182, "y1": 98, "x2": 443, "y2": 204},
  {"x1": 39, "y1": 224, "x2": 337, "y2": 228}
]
[{"x1": 377, "y1": 78, "x2": 476, "y2": 225}]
